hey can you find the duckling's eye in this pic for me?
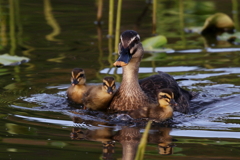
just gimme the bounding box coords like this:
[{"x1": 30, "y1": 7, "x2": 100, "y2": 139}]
[
  {"x1": 162, "y1": 95, "x2": 169, "y2": 99},
  {"x1": 78, "y1": 74, "x2": 84, "y2": 78},
  {"x1": 160, "y1": 95, "x2": 170, "y2": 100},
  {"x1": 103, "y1": 82, "x2": 106, "y2": 86}
]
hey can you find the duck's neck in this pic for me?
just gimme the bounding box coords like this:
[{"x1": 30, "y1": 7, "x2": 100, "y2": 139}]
[{"x1": 120, "y1": 57, "x2": 144, "y2": 95}]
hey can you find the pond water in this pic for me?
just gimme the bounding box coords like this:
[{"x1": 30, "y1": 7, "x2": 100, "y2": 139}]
[{"x1": 1, "y1": 0, "x2": 240, "y2": 159}]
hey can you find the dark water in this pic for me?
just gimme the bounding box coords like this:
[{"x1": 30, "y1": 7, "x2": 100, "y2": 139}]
[{"x1": 1, "y1": 0, "x2": 240, "y2": 159}]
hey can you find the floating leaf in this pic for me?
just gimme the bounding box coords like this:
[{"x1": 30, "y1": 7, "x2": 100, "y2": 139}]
[
  {"x1": 142, "y1": 35, "x2": 167, "y2": 51},
  {"x1": 0, "y1": 54, "x2": 30, "y2": 66},
  {"x1": 201, "y1": 13, "x2": 234, "y2": 34}
]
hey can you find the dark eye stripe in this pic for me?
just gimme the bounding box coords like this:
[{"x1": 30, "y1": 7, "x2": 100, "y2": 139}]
[
  {"x1": 77, "y1": 74, "x2": 84, "y2": 78},
  {"x1": 160, "y1": 95, "x2": 171, "y2": 100}
]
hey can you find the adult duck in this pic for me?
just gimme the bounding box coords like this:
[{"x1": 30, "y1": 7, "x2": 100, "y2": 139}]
[{"x1": 109, "y1": 30, "x2": 195, "y2": 113}]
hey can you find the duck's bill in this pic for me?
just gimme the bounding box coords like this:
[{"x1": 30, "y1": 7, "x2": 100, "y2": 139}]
[
  {"x1": 107, "y1": 87, "x2": 113, "y2": 94},
  {"x1": 71, "y1": 79, "x2": 79, "y2": 86},
  {"x1": 113, "y1": 47, "x2": 132, "y2": 67}
]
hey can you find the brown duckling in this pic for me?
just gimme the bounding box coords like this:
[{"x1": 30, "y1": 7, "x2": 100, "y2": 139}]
[
  {"x1": 67, "y1": 68, "x2": 87, "y2": 104},
  {"x1": 109, "y1": 30, "x2": 194, "y2": 113},
  {"x1": 129, "y1": 88, "x2": 176, "y2": 121},
  {"x1": 83, "y1": 76, "x2": 116, "y2": 111},
  {"x1": 148, "y1": 89, "x2": 176, "y2": 120}
]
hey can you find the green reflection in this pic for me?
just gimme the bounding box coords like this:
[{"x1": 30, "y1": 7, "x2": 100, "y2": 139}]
[
  {"x1": 6, "y1": 123, "x2": 37, "y2": 135},
  {"x1": 44, "y1": 0, "x2": 61, "y2": 42}
]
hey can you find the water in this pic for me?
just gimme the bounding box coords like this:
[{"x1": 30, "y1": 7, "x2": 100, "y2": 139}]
[{"x1": 1, "y1": 0, "x2": 240, "y2": 159}]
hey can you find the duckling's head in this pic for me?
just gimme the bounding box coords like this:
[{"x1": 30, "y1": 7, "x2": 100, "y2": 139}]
[
  {"x1": 102, "y1": 77, "x2": 116, "y2": 94},
  {"x1": 158, "y1": 89, "x2": 177, "y2": 108},
  {"x1": 114, "y1": 30, "x2": 142, "y2": 67},
  {"x1": 70, "y1": 68, "x2": 86, "y2": 86}
]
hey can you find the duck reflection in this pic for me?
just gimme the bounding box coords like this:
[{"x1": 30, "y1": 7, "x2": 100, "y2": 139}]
[{"x1": 70, "y1": 117, "x2": 175, "y2": 159}]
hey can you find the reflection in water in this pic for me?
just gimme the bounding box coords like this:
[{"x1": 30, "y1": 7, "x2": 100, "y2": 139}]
[
  {"x1": 0, "y1": 1, "x2": 7, "y2": 48},
  {"x1": 9, "y1": 0, "x2": 16, "y2": 55},
  {"x1": 44, "y1": 0, "x2": 61, "y2": 42},
  {"x1": 71, "y1": 116, "x2": 174, "y2": 159}
]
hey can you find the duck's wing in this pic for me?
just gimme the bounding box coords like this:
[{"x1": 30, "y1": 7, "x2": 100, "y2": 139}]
[{"x1": 139, "y1": 72, "x2": 192, "y2": 113}]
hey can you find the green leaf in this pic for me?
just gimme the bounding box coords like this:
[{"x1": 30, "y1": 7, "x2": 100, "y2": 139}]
[
  {"x1": 0, "y1": 54, "x2": 30, "y2": 66},
  {"x1": 201, "y1": 13, "x2": 234, "y2": 33},
  {"x1": 142, "y1": 35, "x2": 167, "y2": 51}
]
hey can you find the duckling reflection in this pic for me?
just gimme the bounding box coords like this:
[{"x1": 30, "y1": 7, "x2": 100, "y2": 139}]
[
  {"x1": 70, "y1": 118, "x2": 175, "y2": 159},
  {"x1": 147, "y1": 128, "x2": 174, "y2": 155},
  {"x1": 67, "y1": 68, "x2": 87, "y2": 104},
  {"x1": 70, "y1": 123, "x2": 115, "y2": 160},
  {"x1": 83, "y1": 76, "x2": 116, "y2": 111},
  {"x1": 113, "y1": 127, "x2": 174, "y2": 159}
]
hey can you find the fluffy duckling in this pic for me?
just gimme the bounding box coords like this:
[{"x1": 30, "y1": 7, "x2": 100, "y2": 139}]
[
  {"x1": 148, "y1": 89, "x2": 176, "y2": 120},
  {"x1": 67, "y1": 68, "x2": 87, "y2": 104},
  {"x1": 83, "y1": 77, "x2": 116, "y2": 110},
  {"x1": 129, "y1": 88, "x2": 176, "y2": 121}
]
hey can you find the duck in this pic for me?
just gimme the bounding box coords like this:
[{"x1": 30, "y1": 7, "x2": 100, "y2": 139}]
[
  {"x1": 83, "y1": 76, "x2": 116, "y2": 110},
  {"x1": 109, "y1": 30, "x2": 195, "y2": 114},
  {"x1": 67, "y1": 68, "x2": 88, "y2": 104},
  {"x1": 129, "y1": 88, "x2": 176, "y2": 121}
]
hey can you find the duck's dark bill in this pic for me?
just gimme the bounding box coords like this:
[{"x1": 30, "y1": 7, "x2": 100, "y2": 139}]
[{"x1": 113, "y1": 47, "x2": 132, "y2": 67}]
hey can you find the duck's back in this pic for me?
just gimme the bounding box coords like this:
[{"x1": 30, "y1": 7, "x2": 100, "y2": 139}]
[{"x1": 139, "y1": 72, "x2": 192, "y2": 113}]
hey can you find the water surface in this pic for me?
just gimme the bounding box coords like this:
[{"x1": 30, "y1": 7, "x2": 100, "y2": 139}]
[{"x1": 1, "y1": 0, "x2": 240, "y2": 159}]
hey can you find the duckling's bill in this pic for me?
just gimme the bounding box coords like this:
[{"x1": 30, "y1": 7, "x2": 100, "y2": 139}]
[{"x1": 169, "y1": 99, "x2": 177, "y2": 107}]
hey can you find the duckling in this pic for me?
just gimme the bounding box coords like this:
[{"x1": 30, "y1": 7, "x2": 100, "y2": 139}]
[
  {"x1": 109, "y1": 30, "x2": 194, "y2": 113},
  {"x1": 148, "y1": 89, "x2": 176, "y2": 120},
  {"x1": 129, "y1": 88, "x2": 176, "y2": 121},
  {"x1": 83, "y1": 77, "x2": 116, "y2": 110},
  {"x1": 67, "y1": 68, "x2": 87, "y2": 104}
]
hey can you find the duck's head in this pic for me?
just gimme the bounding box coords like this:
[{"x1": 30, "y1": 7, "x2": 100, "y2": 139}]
[
  {"x1": 70, "y1": 68, "x2": 86, "y2": 86},
  {"x1": 114, "y1": 30, "x2": 142, "y2": 67},
  {"x1": 158, "y1": 89, "x2": 177, "y2": 108},
  {"x1": 102, "y1": 76, "x2": 116, "y2": 94}
]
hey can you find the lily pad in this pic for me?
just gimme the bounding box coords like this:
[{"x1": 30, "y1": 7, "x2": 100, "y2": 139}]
[
  {"x1": 0, "y1": 54, "x2": 30, "y2": 66},
  {"x1": 201, "y1": 13, "x2": 234, "y2": 34},
  {"x1": 142, "y1": 35, "x2": 167, "y2": 51}
]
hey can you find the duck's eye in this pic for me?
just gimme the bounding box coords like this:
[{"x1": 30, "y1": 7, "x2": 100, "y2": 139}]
[{"x1": 103, "y1": 82, "x2": 106, "y2": 86}]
